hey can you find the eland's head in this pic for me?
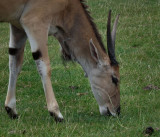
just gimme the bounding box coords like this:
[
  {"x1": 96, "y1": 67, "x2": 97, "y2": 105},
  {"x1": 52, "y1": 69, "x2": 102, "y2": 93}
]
[{"x1": 89, "y1": 10, "x2": 120, "y2": 116}]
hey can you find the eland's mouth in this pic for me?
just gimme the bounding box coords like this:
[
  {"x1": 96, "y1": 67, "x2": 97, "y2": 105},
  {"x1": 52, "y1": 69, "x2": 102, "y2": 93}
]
[
  {"x1": 100, "y1": 106, "x2": 120, "y2": 116},
  {"x1": 108, "y1": 106, "x2": 121, "y2": 116}
]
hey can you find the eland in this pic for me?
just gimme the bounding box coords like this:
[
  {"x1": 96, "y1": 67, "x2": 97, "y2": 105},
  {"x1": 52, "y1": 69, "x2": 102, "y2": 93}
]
[{"x1": 0, "y1": 0, "x2": 120, "y2": 122}]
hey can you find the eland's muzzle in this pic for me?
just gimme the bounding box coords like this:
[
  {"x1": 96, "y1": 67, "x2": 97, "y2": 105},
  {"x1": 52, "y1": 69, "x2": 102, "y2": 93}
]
[{"x1": 106, "y1": 106, "x2": 121, "y2": 116}]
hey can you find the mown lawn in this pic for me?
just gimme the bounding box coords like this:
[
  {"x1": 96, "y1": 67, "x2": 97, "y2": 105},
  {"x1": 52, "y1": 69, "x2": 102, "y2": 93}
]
[{"x1": 0, "y1": 0, "x2": 160, "y2": 136}]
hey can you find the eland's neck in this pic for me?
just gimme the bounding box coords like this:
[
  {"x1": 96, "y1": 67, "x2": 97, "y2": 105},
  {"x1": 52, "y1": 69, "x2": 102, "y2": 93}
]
[{"x1": 55, "y1": 0, "x2": 106, "y2": 76}]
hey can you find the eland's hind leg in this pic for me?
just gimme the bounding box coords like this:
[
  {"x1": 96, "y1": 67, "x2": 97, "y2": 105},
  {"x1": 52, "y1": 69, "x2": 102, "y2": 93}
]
[
  {"x1": 5, "y1": 24, "x2": 27, "y2": 119},
  {"x1": 21, "y1": 19, "x2": 63, "y2": 122}
]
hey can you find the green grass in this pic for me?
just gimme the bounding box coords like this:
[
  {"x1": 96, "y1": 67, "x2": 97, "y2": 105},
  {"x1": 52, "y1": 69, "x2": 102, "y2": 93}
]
[{"x1": 0, "y1": 0, "x2": 160, "y2": 136}]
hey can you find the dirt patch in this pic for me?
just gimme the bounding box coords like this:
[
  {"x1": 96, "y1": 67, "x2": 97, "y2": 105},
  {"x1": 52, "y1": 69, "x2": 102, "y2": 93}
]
[{"x1": 143, "y1": 85, "x2": 160, "y2": 91}]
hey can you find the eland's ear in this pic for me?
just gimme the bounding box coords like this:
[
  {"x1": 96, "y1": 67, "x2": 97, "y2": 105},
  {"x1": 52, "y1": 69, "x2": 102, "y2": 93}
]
[
  {"x1": 89, "y1": 39, "x2": 99, "y2": 63},
  {"x1": 89, "y1": 39, "x2": 109, "y2": 66}
]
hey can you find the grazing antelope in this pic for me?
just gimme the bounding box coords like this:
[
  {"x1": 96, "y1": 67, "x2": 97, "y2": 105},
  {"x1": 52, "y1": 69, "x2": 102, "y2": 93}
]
[{"x1": 0, "y1": 0, "x2": 120, "y2": 122}]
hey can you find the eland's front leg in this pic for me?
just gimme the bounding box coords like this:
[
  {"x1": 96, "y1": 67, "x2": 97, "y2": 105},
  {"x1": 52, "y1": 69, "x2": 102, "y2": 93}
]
[
  {"x1": 5, "y1": 24, "x2": 27, "y2": 119},
  {"x1": 34, "y1": 57, "x2": 63, "y2": 122},
  {"x1": 21, "y1": 19, "x2": 63, "y2": 122}
]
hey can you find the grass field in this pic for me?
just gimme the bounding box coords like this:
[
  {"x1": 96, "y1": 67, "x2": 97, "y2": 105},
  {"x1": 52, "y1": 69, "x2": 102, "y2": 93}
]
[{"x1": 0, "y1": 0, "x2": 160, "y2": 136}]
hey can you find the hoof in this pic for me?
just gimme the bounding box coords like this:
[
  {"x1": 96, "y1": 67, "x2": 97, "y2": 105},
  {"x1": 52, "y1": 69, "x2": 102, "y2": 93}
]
[
  {"x1": 49, "y1": 112, "x2": 64, "y2": 123},
  {"x1": 5, "y1": 106, "x2": 18, "y2": 119}
]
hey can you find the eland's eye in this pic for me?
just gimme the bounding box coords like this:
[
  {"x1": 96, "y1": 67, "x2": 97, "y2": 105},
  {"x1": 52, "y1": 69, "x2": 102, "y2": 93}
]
[{"x1": 112, "y1": 76, "x2": 118, "y2": 85}]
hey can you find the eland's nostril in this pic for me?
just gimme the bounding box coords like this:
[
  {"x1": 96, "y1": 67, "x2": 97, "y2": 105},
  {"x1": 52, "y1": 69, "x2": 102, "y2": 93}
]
[{"x1": 116, "y1": 106, "x2": 121, "y2": 116}]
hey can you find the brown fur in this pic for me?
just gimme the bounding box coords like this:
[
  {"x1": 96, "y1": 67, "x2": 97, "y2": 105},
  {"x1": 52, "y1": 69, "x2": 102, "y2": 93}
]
[{"x1": 80, "y1": 0, "x2": 106, "y2": 52}]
